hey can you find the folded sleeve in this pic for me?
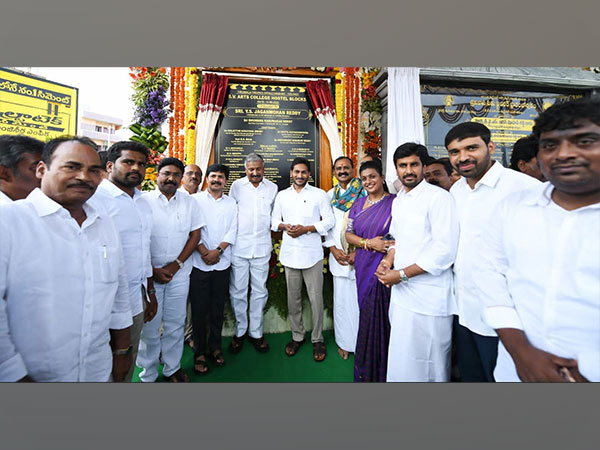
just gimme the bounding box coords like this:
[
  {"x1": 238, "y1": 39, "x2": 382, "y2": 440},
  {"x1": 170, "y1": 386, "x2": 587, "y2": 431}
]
[
  {"x1": 222, "y1": 200, "x2": 238, "y2": 245},
  {"x1": 414, "y1": 191, "x2": 459, "y2": 276},
  {"x1": 313, "y1": 191, "x2": 335, "y2": 236},
  {"x1": 477, "y1": 198, "x2": 524, "y2": 331},
  {"x1": 109, "y1": 227, "x2": 133, "y2": 330}
]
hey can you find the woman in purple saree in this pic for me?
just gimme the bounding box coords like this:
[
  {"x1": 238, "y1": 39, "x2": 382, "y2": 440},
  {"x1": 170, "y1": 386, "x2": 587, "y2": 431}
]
[{"x1": 345, "y1": 160, "x2": 395, "y2": 382}]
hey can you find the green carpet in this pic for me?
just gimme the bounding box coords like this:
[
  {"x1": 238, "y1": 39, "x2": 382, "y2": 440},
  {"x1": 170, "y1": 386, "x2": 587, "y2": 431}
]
[{"x1": 132, "y1": 330, "x2": 355, "y2": 382}]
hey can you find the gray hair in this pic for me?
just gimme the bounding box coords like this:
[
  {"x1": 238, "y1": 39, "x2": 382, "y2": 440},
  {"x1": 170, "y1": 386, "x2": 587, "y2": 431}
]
[{"x1": 244, "y1": 153, "x2": 264, "y2": 167}]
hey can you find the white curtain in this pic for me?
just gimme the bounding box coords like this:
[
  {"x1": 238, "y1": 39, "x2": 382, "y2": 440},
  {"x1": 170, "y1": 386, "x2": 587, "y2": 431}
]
[
  {"x1": 385, "y1": 67, "x2": 425, "y2": 192},
  {"x1": 194, "y1": 104, "x2": 222, "y2": 187},
  {"x1": 306, "y1": 79, "x2": 344, "y2": 162}
]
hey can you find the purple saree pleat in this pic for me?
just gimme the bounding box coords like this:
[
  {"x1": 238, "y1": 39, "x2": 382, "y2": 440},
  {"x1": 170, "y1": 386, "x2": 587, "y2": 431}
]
[{"x1": 347, "y1": 195, "x2": 395, "y2": 382}]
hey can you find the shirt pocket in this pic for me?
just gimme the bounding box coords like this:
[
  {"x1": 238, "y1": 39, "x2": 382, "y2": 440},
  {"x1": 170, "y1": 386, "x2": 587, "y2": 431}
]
[
  {"x1": 96, "y1": 245, "x2": 119, "y2": 283},
  {"x1": 176, "y1": 209, "x2": 190, "y2": 232},
  {"x1": 300, "y1": 199, "x2": 317, "y2": 220}
]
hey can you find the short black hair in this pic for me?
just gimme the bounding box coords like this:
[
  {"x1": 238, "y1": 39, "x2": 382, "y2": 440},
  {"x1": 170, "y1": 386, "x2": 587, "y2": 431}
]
[
  {"x1": 206, "y1": 163, "x2": 229, "y2": 179},
  {"x1": 42, "y1": 135, "x2": 98, "y2": 166},
  {"x1": 97, "y1": 151, "x2": 109, "y2": 171},
  {"x1": 0, "y1": 135, "x2": 44, "y2": 172},
  {"x1": 157, "y1": 157, "x2": 184, "y2": 174},
  {"x1": 532, "y1": 96, "x2": 600, "y2": 141},
  {"x1": 291, "y1": 157, "x2": 311, "y2": 172},
  {"x1": 426, "y1": 157, "x2": 453, "y2": 176},
  {"x1": 393, "y1": 142, "x2": 430, "y2": 165},
  {"x1": 106, "y1": 140, "x2": 148, "y2": 163},
  {"x1": 333, "y1": 156, "x2": 353, "y2": 168},
  {"x1": 444, "y1": 121, "x2": 491, "y2": 147},
  {"x1": 510, "y1": 135, "x2": 538, "y2": 170}
]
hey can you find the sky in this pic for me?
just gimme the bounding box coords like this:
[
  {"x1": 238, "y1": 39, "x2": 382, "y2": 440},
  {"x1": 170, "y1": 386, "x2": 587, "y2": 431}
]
[{"x1": 16, "y1": 67, "x2": 136, "y2": 135}]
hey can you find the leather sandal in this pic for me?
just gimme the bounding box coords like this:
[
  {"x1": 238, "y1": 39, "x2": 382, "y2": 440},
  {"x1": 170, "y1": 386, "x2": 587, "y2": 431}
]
[
  {"x1": 209, "y1": 350, "x2": 226, "y2": 366},
  {"x1": 285, "y1": 339, "x2": 305, "y2": 357},
  {"x1": 165, "y1": 369, "x2": 190, "y2": 382},
  {"x1": 194, "y1": 356, "x2": 209, "y2": 376},
  {"x1": 229, "y1": 335, "x2": 244, "y2": 354},
  {"x1": 248, "y1": 336, "x2": 270, "y2": 353},
  {"x1": 313, "y1": 341, "x2": 327, "y2": 362}
]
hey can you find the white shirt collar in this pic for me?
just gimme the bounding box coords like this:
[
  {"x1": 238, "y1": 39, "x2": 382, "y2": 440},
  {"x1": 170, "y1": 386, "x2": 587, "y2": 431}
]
[
  {"x1": 475, "y1": 161, "x2": 503, "y2": 189},
  {"x1": 397, "y1": 178, "x2": 428, "y2": 197},
  {"x1": 100, "y1": 178, "x2": 142, "y2": 199},
  {"x1": 0, "y1": 189, "x2": 13, "y2": 204},
  {"x1": 27, "y1": 187, "x2": 100, "y2": 222},
  {"x1": 522, "y1": 181, "x2": 600, "y2": 210}
]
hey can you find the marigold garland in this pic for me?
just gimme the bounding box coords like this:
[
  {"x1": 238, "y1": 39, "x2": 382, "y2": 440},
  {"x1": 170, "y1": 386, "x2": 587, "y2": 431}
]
[{"x1": 359, "y1": 67, "x2": 382, "y2": 159}]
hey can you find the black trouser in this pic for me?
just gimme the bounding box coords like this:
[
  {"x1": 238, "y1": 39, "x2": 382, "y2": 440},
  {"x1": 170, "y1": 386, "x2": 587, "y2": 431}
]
[
  {"x1": 190, "y1": 267, "x2": 230, "y2": 356},
  {"x1": 454, "y1": 316, "x2": 498, "y2": 382}
]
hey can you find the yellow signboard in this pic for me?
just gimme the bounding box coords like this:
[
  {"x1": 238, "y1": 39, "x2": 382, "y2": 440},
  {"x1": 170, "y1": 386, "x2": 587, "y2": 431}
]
[{"x1": 0, "y1": 68, "x2": 78, "y2": 140}]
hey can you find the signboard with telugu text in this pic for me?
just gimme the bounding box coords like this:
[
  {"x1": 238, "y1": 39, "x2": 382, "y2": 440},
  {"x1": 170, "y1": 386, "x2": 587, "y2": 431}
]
[{"x1": 0, "y1": 68, "x2": 78, "y2": 141}]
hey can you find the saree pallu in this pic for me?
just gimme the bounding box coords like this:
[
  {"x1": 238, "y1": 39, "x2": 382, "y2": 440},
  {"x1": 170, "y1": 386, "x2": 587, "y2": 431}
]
[{"x1": 347, "y1": 195, "x2": 395, "y2": 382}]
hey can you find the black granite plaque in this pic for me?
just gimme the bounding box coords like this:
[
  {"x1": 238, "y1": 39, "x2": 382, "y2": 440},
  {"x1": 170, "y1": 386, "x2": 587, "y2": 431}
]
[{"x1": 216, "y1": 82, "x2": 319, "y2": 192}]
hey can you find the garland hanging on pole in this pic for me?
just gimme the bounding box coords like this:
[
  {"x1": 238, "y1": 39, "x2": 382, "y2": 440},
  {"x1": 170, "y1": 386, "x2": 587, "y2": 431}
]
[{"x1": 128, "y1": 67, "x2": 170, "y2": 191}]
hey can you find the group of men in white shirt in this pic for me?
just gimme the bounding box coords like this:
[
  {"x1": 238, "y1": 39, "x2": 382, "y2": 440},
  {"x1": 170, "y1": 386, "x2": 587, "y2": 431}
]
[
  {"x1": 1, "y1": 96, "x2": 598, "y2": 382},
  {"x1": 375, "y1": 96, "x2": 599, "y2": 382}
]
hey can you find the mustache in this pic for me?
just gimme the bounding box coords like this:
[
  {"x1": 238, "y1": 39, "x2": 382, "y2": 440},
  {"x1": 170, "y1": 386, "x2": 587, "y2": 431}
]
[
  {"x1": 337, "y1": 172, "x2": 349, "y2": 177},
  {"x1": 428, "y1": 179, "x2": 439, "y2": 185},
  {"x1": 458, "y1": 160, "x2": 476, "y2": 167},
  {"x1": 164, "y1": 181, "x2": 177, "y2": 186},
  {"x1": 127, "y1": 171, "x2": 141, "y2": 178},
  {"x1": 551, "y1": 162, "x2": 589, "y2": 169},
  {"x1": 67, "y1": 181, "x2": 94, "y2": 190}
]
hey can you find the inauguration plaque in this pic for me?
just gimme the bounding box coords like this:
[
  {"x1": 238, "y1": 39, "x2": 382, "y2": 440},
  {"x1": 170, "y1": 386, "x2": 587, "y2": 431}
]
[{"x1": 216, "y1": 82, "x2": 319, "y2": 192}]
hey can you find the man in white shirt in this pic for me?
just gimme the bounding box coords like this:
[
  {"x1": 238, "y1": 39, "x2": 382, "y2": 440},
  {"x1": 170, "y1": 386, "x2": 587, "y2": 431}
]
[
  {"x1": 376, "y1": 143, "x2": 459, "y2": 381},
  {"x1": 0, "y1": 136, "x2": 133, "y2": 382},
  {"x1": 190, "y1": 164, "x2": 237, "y2": 374},
  {"x1": 228, "y1": 153, "x2": 278, "y2": 354},
  {"x1": 178, "y1": 164, "x2": 203, "y2": 349},
  {"x1": 0, "y1": 135, "x2": 43, "y2": 205},
  {"x1": 324, "y1": 156, "x2": 363, "y2": 360},
  {"x1": 91, "y1": 141, "x2": 158, "y2": 382},
  {"x1": 445, "y1": 122, "x2": 540, "y2": 381},
  {"x1": 271, "y1": 157, "x2": 335, "y2": 362},
  {"x1": 479, "y1": 97, "x2": 600, "y2": 382},
  {"x1": 509, "y1": 135, "x2": 546, "y2": 182},
  {"x1": 137, "y1": 158, "x2": 203, "y2": 382},
  {"x1": 180, "y1": 164, "x2": 202, "y2": 195}
]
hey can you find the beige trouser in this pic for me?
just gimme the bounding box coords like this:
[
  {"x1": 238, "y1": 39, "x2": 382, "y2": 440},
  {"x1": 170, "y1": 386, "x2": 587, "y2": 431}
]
[{"x1": 284, "y1": 260, "x2": 324, "y2": 344}]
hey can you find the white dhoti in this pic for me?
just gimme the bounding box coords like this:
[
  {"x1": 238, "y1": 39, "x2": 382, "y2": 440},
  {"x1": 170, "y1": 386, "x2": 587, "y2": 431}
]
[
  {"x1": 229, "y1": 254, "x2": 270, "y2": 339},
  {"x1": 333, "y1": 275, "x2": 359, "y2": 353},
  {"x1": 137, "y1": 271, "x2": 190, "y2": 381},
  {"x1": 386, "y1": 302, "x2": 453, "y2": 382}
]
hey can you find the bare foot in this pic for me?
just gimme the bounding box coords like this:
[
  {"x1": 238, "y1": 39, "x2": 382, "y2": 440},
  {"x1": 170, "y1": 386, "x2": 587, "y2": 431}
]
[{"x1": 338, "y1": 347, "x2": 349, "y2": 360}]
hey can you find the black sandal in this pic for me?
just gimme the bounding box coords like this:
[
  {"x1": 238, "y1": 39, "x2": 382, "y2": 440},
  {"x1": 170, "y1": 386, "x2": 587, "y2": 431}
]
[
  {"x1": 285, "y1": 339, "x2": 305, "y2": 357},
  {"x1": 229, "y1": 335, "x2": 244, "y2": 354},
  {"x1": 248, "y1": 336, "x2": 269, "y2": 353},
  {"x1": 313, "y1": 341, "x2": 327, "y2": 362},
  {"x1": 209, "y1": 350, "x2": 226, "y2": 366},
  {"x1": 194, "y1": 356, "x2": 209, "y2": 375},
  {"x1": 165, "y1": 369, "x2": 190, "y2": 382}
]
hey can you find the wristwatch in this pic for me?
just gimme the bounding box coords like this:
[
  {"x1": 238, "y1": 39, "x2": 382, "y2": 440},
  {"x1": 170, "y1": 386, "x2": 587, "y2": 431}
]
[
  {"x1": 398, "y1": 269, "x2": 409, "y2": 283},
  {"x1": 216, "y1": 247, "x2": 224, "y2": 255},
  {"x1": 175, "y1": 258, "x2": 184, "y2": 269}
]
